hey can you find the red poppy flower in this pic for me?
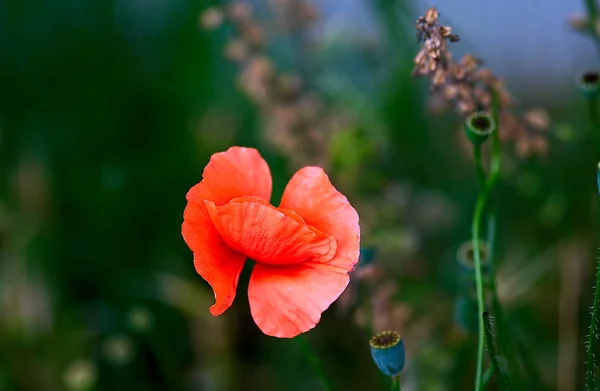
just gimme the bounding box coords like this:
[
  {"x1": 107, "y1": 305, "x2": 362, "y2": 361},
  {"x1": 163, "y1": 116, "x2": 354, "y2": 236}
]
[{"x1": 182, "y1": 147, "x2": 360, "y2": 338}]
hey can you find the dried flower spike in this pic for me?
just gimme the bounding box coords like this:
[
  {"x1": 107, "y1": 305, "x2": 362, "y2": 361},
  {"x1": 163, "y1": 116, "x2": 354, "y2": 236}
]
[
  {"x1": 369, "y1": 330, "x2": 406, "y2": 377},
  {"x1": 200, "y1": 7, "x2": 224, "y2": 30},
  {"x1": 413, "y1": 7, "x2": 551, "y2": 158}
]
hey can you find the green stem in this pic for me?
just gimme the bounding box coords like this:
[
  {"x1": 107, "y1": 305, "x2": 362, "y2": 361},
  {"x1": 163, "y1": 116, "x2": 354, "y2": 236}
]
[
  {"x1": 297, "y1": 335, "x2": 334, "y2": 391},
  {"x1": 486, "y1": 212, "x2": 525, "y2": 388},
  {"x1": 473, "y1": 144, "x2": 486, "y2": 190},
  {"x1": 585, "y1": 0, "x2": 598, "y2": 24},
  {"x1": 472, "y1": 93, "x2": 502, "y2": 391},
  {"x1": 391, "y1": 376, "x2": 401, "y2": 391},
  {"x1": 472, "y1": 188, "x2": 488, "y2": 391},
  {"x1": 588, "y1": 97, "x2": 599, "y2": 131},
  {"x1": 586, "y1": 255, "x2": 600, "y2": 391},
  {"x1": 481, "y1": 366, "x2": 493, "y2": 388},
  {"x1": 483, "y1": 312, "x2": 511, "y2": 390}
]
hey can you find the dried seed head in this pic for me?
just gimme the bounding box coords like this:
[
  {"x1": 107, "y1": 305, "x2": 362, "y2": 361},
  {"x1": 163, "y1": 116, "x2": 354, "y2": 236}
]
[
  {"x1": 414, "y1": 49, "x2": 427, "y2": 66},
  {"x1": 432, "y1": 69, "x2": 446, "y2": 86},
  {"x1": 241, "y1": 23, "x2": 265, "y2": 47},
  {"x1": 276, "y1": 74, "x2": 302, "y2": 101},
  {"x1": 523, "y1": 109, "x2": 550, "y2": 131},
  {"x1": 224, "y1": 39, "x2": 249, "y2": 62},
  {"x1": 473, "y1": 87, "x2": 491, "y2": 107},
  {"x1": 424, "y1": 7, "x2": 439, "y2": 25},
  {"x1": 460, "y1": 54, "x2": 479, "y2": 74},
  {"x1": 439, "y1": 25, "x2": 452, "y2": 38},
  {"x1": 458, "y1": 100, "x2": 476, "y2": 116},
  {"x1": 227, "y1": 2, "x2": 253, "y2": 22},
  {"x1": 567, "y1": 13, "x2": 589, "y2": 31},
  {"x1": 200, "y1": 7, "x2": 224, "y2": 30},
  {"x1": 443, "y1": 84, "x2": 459, "y2": 100}
]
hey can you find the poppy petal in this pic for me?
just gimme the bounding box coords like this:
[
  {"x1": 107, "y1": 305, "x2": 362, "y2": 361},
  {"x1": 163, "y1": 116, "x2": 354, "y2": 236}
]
[
  {"x1": 248, "y1": 261, "x2": 350, "y2": 337},
  {"x1": 202, "y1": 146, "x2": 272, "y2": 205},
  {"x1": 182, "y1": 147, "x2": 272, "y2": 316},
  {"x1": 182, "y1": 182, "x2": 246, "y2": 316},
  {"x1": 279, "y1": 167, "x2": 360, "y2": 270},
  {"x1": 204, "y1": 196, "x2": 337, "y2": 265}
]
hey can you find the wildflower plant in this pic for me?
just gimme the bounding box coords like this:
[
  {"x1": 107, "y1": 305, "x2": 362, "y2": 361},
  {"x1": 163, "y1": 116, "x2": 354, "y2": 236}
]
[
  {"x1": 9, "y1": 0, "x2": 600, "y2": 390},
  {"x1": 412, "y1": 6, "x2": 545, "y2": 391},
  {"x1": 182, "y1": 147, "x2": 360, "y2": 338}
]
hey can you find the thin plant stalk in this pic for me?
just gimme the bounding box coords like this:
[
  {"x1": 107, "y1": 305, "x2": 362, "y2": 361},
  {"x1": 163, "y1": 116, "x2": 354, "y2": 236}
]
[
  {"x1": 483, "y1": 312, "x2": 511, "y2": 390},
  {"x1": 391, "y1": 376, "x2": 401, "y2": 391},
  {"x1": 473, "y1": 144, "x2": 486, "y2": 189},
  {"x1": 481, "y1": 366, "x2": 493, "y2": 388},
  {"x1": 582, "y1": 0, "x2": 600, "y2": 58},
  {"x1": 297, "y1": 334, "x2": 335, "y2": 391},
  {"x1": 586, "y1": 254, "x2": 600, "y2": 391},
  {"x1": 471, "y1": 94, "x2": 503, "y2": 391},
  {"x1": 472, "y1": 182, "x2": 489, "y2": 391},
  {"x1": 486, "y1": 211, "x2": 526, "y2": 388}
]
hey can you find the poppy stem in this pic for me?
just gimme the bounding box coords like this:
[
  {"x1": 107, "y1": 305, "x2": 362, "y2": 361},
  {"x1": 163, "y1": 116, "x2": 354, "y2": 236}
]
[
  {"x1": 585, "y1": 252, "x2": 600, "y2": 391},
  {"x1": 297, "y1": 334, "x2": 335, "y2": 391},
  {"x1": 471, "y1": 91, "x2": 503, "y2": 391},
  {"x1": 390, "y1": 375, "x2": 401, "y2": 391},
  {"x1": 482, "y1": 312, "x2": 511, "y2": 390}
]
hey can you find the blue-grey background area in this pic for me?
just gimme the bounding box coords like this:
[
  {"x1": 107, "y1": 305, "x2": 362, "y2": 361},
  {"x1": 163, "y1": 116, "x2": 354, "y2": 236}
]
[{"x1": 316, "y1": 0, "x2": 596, "y2": 103}]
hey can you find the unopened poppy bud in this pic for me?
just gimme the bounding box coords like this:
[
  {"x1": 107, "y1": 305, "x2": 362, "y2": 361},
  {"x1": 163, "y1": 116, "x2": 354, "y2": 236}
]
[
  {"x1": 369, "y1": 330, "x2": 406, "y2": 377},
  {"x1": 464, "y1": 112, "x2": 495, "y2": 146},
  {"x1": 577, "y1": 71, "x2": 600, "y2": 98},
  {"x1": 457, "y1": 240, "x2": 489, "y2": 276}
]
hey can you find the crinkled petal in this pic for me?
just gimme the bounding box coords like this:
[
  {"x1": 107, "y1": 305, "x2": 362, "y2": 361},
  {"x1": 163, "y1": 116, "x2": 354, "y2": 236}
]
[
  {"x1": 248, "y1": 261, "x2": 350, "y2": 337},
  {"x1": 200, "y1": 146, "x2": 272, "y2": 206},
  {"x1": 182, "y1": 182, "x2": 246, "y2": 316},
  {"x1": 204, "y1": 196, "x2": 337, "y2": 265},
  {"x1": 280, "y1": 167, "x2": 360, "y2": 270}
]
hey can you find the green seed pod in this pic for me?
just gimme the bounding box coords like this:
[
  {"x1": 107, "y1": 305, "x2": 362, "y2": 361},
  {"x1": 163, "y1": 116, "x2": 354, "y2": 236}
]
[
  {"x1": 457, "y1": 239, "x2": 489, "y2": 276},
  {"x1": 577, "y1": 71, "x2": 600, "y2": 99},
  {"x1": 464, "y1": 112, "x2": 495, "y2": 146},
  {"x1": 369, "y1": 330, "x2": 406, "y2": 377}
]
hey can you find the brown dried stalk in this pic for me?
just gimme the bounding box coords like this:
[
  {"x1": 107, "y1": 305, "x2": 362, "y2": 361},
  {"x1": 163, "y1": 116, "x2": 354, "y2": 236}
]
[
  {"x1": 200, "y1": 2, "x2": 344, "y2": 169},
  {"x1": 413, "y1": 7, "x2": 550, "y2": 158}
]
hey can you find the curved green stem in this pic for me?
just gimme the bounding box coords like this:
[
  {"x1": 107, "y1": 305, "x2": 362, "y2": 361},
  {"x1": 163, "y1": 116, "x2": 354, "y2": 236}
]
[
  {"x1": 585, "y1": 0, "x2": 598, "y2": 26},
  {"x1": 586, "y1": 255, "x2": 600, "y2": 391},
  {"x1": 473, "y1": 145, "x2": 486, "y2": 190},
  {"x1": 392, "y1": 375, "x2": 402, "y2": 391},
  {"x1": 481, "y1": 366, "x2": 493, "y2": 388},
  {"x1": 472, "y1": 94, "x2": 502, "y2": 391},
  {"x1": 472, "y1": 189, "x2": 488, "y2": 391},
  {"x1": 297, "y1": 335, "x2": 334, "y2": 391},
  {"x1": 588, "y1": 97, "x2": 599, "y2": 130}
]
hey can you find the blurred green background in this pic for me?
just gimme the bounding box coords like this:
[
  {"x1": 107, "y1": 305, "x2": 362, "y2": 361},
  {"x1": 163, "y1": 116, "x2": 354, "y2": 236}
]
[{"x1": 1, "y1": 0, "x2": 599, "y2": 390}]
